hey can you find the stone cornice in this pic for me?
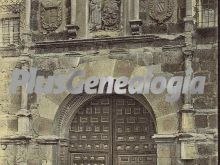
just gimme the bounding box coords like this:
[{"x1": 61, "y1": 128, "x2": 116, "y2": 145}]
[
  {"x1": 0, "y1": 135, "x2": 32, "y2": 145},
  {"x1": 33, "y1": 35, "x2": 185, "y2": 53}
]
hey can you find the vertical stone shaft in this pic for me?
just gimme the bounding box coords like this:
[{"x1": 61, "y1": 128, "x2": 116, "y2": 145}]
[
  {"x1": 20, "y1": 61, "x2": 29, "y2": 110},
  {"x1": 186, "y1": 0, "x2": 193, "y2": 17},
  {"x1": 17, "y1": 61, "x2": 31, "y2": 135},
  {"x1": 25, "y1": 0, "x2": 31, "y2": 32},
  {"x1": 133, "y1": 0, "x2": 139, "y2": 20},
  {"x1": 71, "y1": 0, "x2": 77, "y2": 25}
]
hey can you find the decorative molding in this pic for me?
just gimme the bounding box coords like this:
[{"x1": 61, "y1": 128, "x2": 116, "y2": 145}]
[
  {"x1": 129, "y1": 20, "x2": 143, "y2": 35},
  {"x1": 66, "y1": 24, "x2": 80, "y2": 39},
  {"x1": 34, "y1": 35, "x2": 185, "y2": 51},
  {"x1": 152, "y1": 134, "x2": 177, "y2": 143},
  {"x1": 53, "y1": 94, "x2": 156, "y2": 138}
]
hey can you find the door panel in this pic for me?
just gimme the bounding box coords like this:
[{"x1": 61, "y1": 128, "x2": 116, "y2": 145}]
[{"x1": 69, "y1": 95, "x2": 157, "y2": 165}]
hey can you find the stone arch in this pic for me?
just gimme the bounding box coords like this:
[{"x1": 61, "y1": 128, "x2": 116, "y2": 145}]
[
  {"x1": 50, "y1": 59, "x2": 181, "y2": 165},
  {"x1": 51, "y1": 58, "x2": 180, "y2": 137},
  {"x1": 53, "y1": 93, "x2": 158, "y2": 138}
]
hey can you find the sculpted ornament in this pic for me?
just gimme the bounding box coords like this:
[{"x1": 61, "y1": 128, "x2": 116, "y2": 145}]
[
  {"x1": 149, "y1": 0, "x2": 174, "y2": 24},
  {"x1": 40, "y1": 0, "x2": 62, "y2": 32},
  {"x1": 89, "y1": 0, "x2": 121, "y2": 31},
  {"x1": 102, "y1": 0, "x2": 121, "y2": 30}
]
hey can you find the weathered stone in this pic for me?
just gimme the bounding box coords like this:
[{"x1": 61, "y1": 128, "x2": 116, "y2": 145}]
[
  {"x1": 198, "y1": 144, "x2": 215, "y2": 155},
  {"x1": 200, "y1": 61, "x2": 217, "y2": 72},
  {"x1": 211, "y1": 156, "x2": 218, "y2": 165},
  {"x1": 162, "y1": 63, "x2": 184, "y2": 73},
  {"x1": 196, "y1": 158, "x2": 209, "y2": 165},
  {"x1": 208, "y1": 114, "x2": 218, "y2": 129},
  {"x1": 195, "y1": 115, "x2": 208, "y2": 128}
]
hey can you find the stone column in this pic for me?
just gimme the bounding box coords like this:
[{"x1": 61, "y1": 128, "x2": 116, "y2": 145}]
[
  {"x1": 66, "y1": 0, "x2": 79, "y2": 39},
  {"x1": 153, "y1": 134, "x2": 178, "y2": 165},
  {"x1": 21, "y1": 0, "x2": 32, "y2": 56},
  {"x1": 181, "y1": 49, "x2": 195, "y2": 133},
  {"x1": 184, "y1": 0, "x2": 195, "y2": 47},
  {"x1": 25, "y1": 0, "x2": 31, "y2": 32},
  {"x1": 179, "y1": 49, "x2": 197, "y2": 161},
  {"x1": 129, "y1": 0, "x2": 142, "y2": 35},
  {"x1": 16, "y1": 60, "x2": 31, "y2": 135},
  {"x1": 58, "y1": 139, "x2": 69, "y2": 165},
  {"x1": 133, "y1": 0, "x2": 139, "y2": 20}
]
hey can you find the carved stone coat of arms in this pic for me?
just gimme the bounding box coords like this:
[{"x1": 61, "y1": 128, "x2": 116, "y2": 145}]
[
  {"x1": 149, "y1": 0, "x2": 174, "y2": 24},
  {"x1": 40, "y1": 0, "x2": 62, "y2": 32}
]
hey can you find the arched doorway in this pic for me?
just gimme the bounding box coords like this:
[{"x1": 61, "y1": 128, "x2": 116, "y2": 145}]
[{"x1": 68, "y1": 94, "x2": 157, "y2": 165}]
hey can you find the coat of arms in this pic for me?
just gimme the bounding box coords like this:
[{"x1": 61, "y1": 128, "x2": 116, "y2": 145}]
[
  {"x1": 40, "y1": 0, "x2": 62, "y2": 32},
  {"x1": 149, "y1": 0, "x2": 174, "y2": 24}
]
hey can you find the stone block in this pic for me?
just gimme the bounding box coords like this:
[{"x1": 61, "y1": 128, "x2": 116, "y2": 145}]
[
  {"x1": 195, "y1": 115, "x2": 208, "y2": 128},
  {"x1": 195, "y1": 49, "x2": 216, "y2": 61},
  {"x1": 208, "y1": 114, "x2": 218, "y2": 129},
  {"x1": 181, "y1": 142, "x2": 196, "y2": 160},
  {"x1": 162, "y1": 63, "x2": 184, "y2": 73},
  {"x1": 204, "y1": 84, "x2": 217, "y2": 97},
  {"x1": 211, "y1": 156, "x2": 218, "y2": 165},
  {"x1": 196, "y1": 158, "x2": 209, "y2": 165},
  {"x1": 200, "y1": 61, "x2": 217, "y2": 72},
  {"x1": 198, "y1": 144, "x2": 215, "y2": 155}
]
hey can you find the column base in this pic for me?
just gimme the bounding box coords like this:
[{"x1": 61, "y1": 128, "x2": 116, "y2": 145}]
[
  {"x1": 184, "y1": 16, "x2": 195, "y2": 32},
  {"x1": 66, "y1": 24, "x2": 80, "y2": 39},
  {"x1": 129, "y1": 20, "x2": 143, "y2": 35}
]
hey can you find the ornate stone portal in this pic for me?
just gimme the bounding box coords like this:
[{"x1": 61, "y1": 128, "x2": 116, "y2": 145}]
[
  {"x1": 89, "y1": 0, "x2": 121, "y2": 32},
  {"x1": 67, "y1": 95, "x2": 157, "y2": 165}
]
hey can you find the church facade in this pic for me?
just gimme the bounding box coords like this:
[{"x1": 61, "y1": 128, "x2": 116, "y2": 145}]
[{"x1": 0, "y1": 0, "x2": 218, "y2": 165}]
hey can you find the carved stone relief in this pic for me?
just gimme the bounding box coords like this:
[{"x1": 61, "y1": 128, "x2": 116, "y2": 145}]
[
  {"x1": 149, "y1": 0, "x2": 174, "y2": 24},
  {"x1": 89, "y1": 0, "x2": 102, "y2": 31},
  {"x1": 40, "y1": 0, "x2": 62, "y2": 32},
  {"x1": 89, "y1": 0, "x2": 121, "y2": 32}
]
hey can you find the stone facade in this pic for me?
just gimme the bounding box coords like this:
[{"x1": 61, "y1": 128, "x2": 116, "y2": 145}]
[{"x1": 0, "y1": 0, "x2": 218, "y2": 165}]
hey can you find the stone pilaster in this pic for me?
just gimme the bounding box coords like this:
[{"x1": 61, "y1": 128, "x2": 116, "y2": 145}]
[
  {"x1": 21, "y1": 0, "x2": 32, "y2": 56},
  {"x1": 16, "y1": 60, "x2": 32, "y2": 135},
  {"x1": 129, "y1": 0, "x2": 142, "y2": 35},
  {"x1": 179, "y1": 49, "x2": 197, "y2": 161},
  {"x1": 184, "y1": 0, "x2": 196, "y2": 48},
  {"x1": 58, "y1": 139, "x2": 69, "y2": 165},
  {"x1": 181, "y1": 49, "x2": 195, "y2": 133},
  {"x1": 153, "y1": 134, "x2": 178, "y2": 165},
  {"x1": 66, "y1": 0, "x2": 80, "y2": 39}
]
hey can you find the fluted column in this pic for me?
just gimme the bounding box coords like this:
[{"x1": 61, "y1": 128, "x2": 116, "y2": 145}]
[
  {"x1": 70, "y1": 0, "x2": 77, "y2": 25},
  {"x1": 66, "y1": 0, "x2": 79, "y2": 39},
  {"x1": 129, "y1": 0, "x2": 142, "y2": 35}
]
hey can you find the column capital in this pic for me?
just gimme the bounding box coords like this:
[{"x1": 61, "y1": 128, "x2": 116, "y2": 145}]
[
  {"x1": 66, "y1": 25, "x2": 80, "y2": 39},
  {"x1": 180, "y1": 104, "x2": 195, "y2": 113},
  {"x1": 152, "y1": 134, "x2": 178, "y2": 143},
  {"x1": 16, "y1": 109, "x2": 32, "y2": 118},
  {"x1": 129, "y1": 19, "x2": 143, "y2": 35},
  {"x1": 183, "y1": 48, "x2": 194, "y2": 59},
  {"x1": 35, "y1": 135, "x2": 60, "y2": 145}
]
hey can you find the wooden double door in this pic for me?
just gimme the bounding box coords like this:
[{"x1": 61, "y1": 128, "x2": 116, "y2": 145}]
[{"x1": 69, "y1": 95, "x2": 157, "y2": 165}]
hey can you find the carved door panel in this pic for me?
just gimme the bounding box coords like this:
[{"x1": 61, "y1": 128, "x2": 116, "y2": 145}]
[
  {"x1": 113, "y1": 96, "x2": 157, "y2": 165},
  {"x1": 69, "y1": 97, "x2": 112, "y2": 165},
  {"x1": 69, "y1": 95, "x2": 157, "y2": 165}
]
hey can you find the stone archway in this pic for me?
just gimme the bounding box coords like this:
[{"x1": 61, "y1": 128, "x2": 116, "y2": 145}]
[
  {"x1": 55, "y1": 94, "x2": 157, "y2": 165},
  {"x1": 49, "y1": 59, "x2": 180, "y2": 165}
]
